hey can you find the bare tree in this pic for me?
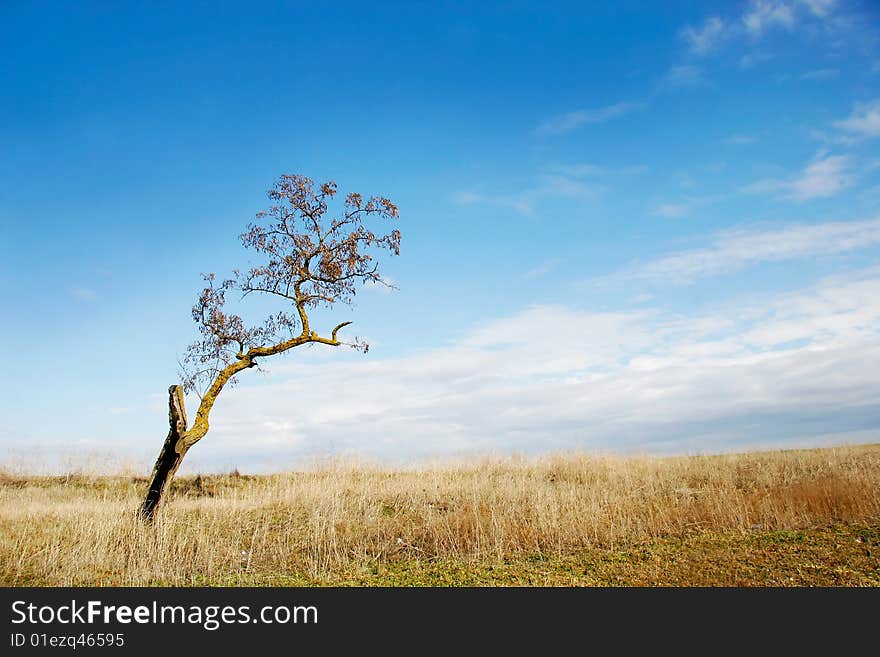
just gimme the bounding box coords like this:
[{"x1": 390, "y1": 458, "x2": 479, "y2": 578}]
[{"x1": 140, "y1": 175, "x2": 400, "y2": 521}]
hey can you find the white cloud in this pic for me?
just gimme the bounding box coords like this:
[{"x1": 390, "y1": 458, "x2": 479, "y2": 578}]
[
  {"x1": 809, "y1": 129, "x2": 858, "y2": 147},
  {"x1": 453, "y1": 191, "x2": 483, "y2": 204},
  {"x1": 538, "y1": 174, "x2": 602, "y2": 200},
  {"x1": 452, "y1": 189, "x2": 533, "y2": 214},
  {"x1": 724, "y1": 134, "x2": 758, "y2": 145},
  {"x1": 535, "y1": 102, "x2": 642, "y2": 136},
  {"x1": 744, "y1": 153, "x2": 855, "y2": 201},
  {"x1": 363, "y1": 276, "x2": 396, "y2": 293},
  {"x1": 743, "y1": 1, "x2": 795, "y2": 35},
  {"x1": 833, "y1": 99, "x2": 880, "y2": 139},
  {"x1": 799, "y1": 0, "x2": 836, "y2": 16},
  {"x1": 604, "y1": 217, "x2": 880, "y2": 285},
  {"x1": 453, "y1": 173, "x2": 604, "y2": 216},
  {"x1": 680, "y1": 16, "x2": 726, "y2": 55},
  {"x1": 618, "y1": 164, "x2": 652, "y2": 175},
  {"x1": 650, "y1": 193, "x2": 722, "y2": 219},
  {"x1": 662, "y1": 65, "x2": 706, "y2": 88},
  {"x1": 550, "y1": 163, "x2": 649, "y2": 177},
  {"x1": 551, "y1": 163, "x2": 606, "y2": 177},
  {"x1": 522, "y1": 261, "x2": 558, "y2": 280},
  {"x1": 506, "y1": 198, "x2": 535, "y2": 215},
  {"x1": 799, "y1": 68, "x2": 839, "y2": 80},
  {"x1": 184, "y1": 267, "x2": 880, "y2": 470},
  {"x1": 675, "y1": 173, "x2": 697, "y2": 189},
  {"x1": 651, "y1": 203, "x2": 692, "y2": 218},
  {"x1": 682, "y1": 0, "x2": 838, "y2": 61},
  {"x1": 788, "y1": 154, "x2": 854, "y2": 200},
  {"x1": 69, "y1": 286, "x2": 98, "y2": 302},
  {"x1": 739, "y1": 52, "x2": 774, "y2": 69}
]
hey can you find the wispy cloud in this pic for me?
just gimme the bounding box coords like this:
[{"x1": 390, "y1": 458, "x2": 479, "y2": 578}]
[
  {"x1": 744, "y1": 153, "x2": 855, "y2": 201},
  {"x1": 675, "y1": 173, "x2": 697, "y2": 189},
  {"x1": 453, "y1": 190, "x2": 533, "y2": 215},
  {"x1": 602, "y1": 217, "x2": 880, "y2": 286},
  {"x1": 833, "y1": 99, "x2": 880, "y2": 139},
  {"x1": 809, "y1": 129, "x2": 858, "y2": 147},
  {"x1": 799, "y1": 0, "x2": 836, "y2": 16},
  {"x1": 189, "y1": 267, "x2": 880, "y2": 468},
  {"x1": 724, "y1": 134, "x2": 758, "y2": 145},
  {"x1": 799, "y1": 68, "x2": 839, "y2": 80},
  {"x1": 682, "y1": 0, "x2": 839, "y2": 60},
  {"x1": 743, "y1": 0, "x2": 795, "y2": 36},
  {"x1": 453, "y1": 174, "x2": 604, "y2": 216},
  {"x1": 739, "y1": 52, "x2": 774, "y2": 69},
  {"x1": 69, "y1": 286, "x2": 98, "y2": 302},
  {"x1": 549, "y1": 163, "x2": 649, "y2": 178},
  {"x1": 535, "y1": 102, "x2": 642, "y2": 136},
  {"x1": 522, "y1": 260, "x2": 559, "y2": 280},
  {"x1": 662, "y1": 65, "x2": 707, "y2": 88},
  {"x1": 550, "y1": 163, "x2": 606, "y2": 177},
  {"x1": 363, "y1": 276, "x2": 397, "y2": 294},
  {"x1": 538, "y1": 174, "x2": 603, "y2": 200},
  {"x1": 618, "y1": 164, "x2": 652, "y2": 175},
  {"x1": 452, "y1": 191, "x2": 483, "y2": 204},
  {"x1": 650, "y1": 191, "x2": 723, "y2": 217},
  {"x1": 651, "y1": 203, "x2": 692, "y2": 218},
  {"x1": 743, "y1": 0, "x2": 838, "y2": 35},
  {"x1": 786, "y1": 154, "x2": 855, "y2": 200},
  {"x1": 680, "y1": 16, "x2": 726, "y2": 55}
]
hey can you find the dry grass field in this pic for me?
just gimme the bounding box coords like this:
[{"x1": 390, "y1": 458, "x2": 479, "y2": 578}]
[{"x1": 1, "y1": 444, "x2": 878, "y2": 586}]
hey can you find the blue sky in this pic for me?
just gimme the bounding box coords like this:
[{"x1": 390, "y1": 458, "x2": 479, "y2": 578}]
[{"x1": 1, "y1": 1, "x2": 879, "y2": 473}]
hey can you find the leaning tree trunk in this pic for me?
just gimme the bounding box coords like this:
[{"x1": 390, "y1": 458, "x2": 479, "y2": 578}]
[{"x1": 140, "y1": 385, "x2": 190, "y2": 522}]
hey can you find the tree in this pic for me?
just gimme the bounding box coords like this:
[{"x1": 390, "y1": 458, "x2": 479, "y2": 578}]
[{"x1": 139, "y1": 175, "x2": 400, "y2": 521}]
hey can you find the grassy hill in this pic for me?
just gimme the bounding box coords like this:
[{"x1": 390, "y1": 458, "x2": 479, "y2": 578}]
[{"x1": 1, "y1": 444, "x2": 878, "y2": 586}]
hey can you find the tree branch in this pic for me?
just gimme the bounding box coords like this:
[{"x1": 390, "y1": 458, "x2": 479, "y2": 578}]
[{"x1": 331, "y1": 321, "x2": 352, "y2": 341}]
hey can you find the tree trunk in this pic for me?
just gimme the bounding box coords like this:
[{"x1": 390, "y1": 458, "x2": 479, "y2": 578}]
[{"x1": 139, "y1": 385, "x2": 189, "y2": 522}]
